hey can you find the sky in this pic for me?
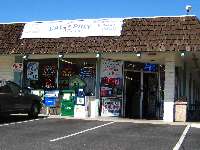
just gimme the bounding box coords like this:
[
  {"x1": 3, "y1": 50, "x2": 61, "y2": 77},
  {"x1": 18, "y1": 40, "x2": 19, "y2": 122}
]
[{"x1": 0, "y1": 0, "x2": 199, "y2": 23}]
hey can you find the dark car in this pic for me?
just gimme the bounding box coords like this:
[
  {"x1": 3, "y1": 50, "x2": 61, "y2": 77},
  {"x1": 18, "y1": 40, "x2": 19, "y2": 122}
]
[{"x1": 0, "y1": 80, "x2": 42, "y2": 118}]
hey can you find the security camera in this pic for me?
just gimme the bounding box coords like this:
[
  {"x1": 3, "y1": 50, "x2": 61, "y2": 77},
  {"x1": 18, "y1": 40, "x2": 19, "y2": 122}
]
[{"x1": 185, "y1": 5, "x2": 192, "y2": 14}]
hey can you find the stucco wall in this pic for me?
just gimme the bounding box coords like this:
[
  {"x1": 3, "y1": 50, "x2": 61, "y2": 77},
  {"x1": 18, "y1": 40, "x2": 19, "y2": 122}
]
[{"x1": 0, "y1": 56, "x2": 15, "y2": 81}]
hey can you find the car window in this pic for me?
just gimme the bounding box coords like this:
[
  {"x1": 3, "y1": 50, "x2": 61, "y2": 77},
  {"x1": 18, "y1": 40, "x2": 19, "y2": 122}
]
[
  {"x1": 0, "y1": 85, "x2": 12, "y2": 93},
  {"x1": 7, "y1": 82, "x2": 21, "y2": 95}
]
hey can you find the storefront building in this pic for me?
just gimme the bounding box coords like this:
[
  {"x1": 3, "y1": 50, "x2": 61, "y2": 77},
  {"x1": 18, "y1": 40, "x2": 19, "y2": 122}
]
[{"x1": 0, "y1": 15, "x2": 200, "y2": 122}]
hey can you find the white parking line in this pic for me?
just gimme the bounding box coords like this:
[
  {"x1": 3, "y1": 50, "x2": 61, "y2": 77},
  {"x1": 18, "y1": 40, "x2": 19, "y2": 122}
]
[
  {"x1": 0, "y1": 118, "x2": 48, "y2": 127},
  {"x1": 50, "y1": 121, "x2": 115, "y2": 142},
  {"x1": 173, "y1": 124, "x2": 190, "y2": 150}
]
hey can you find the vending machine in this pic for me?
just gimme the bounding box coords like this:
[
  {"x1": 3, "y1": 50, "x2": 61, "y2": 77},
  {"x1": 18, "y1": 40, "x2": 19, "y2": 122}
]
[
  {"x1": 43, "y1": 90, "x2": 59, "y2": 115},
  {"x1": 60, "y1": 90, "x2": 75, "y2": 116},
  {"x1": 43, "y1": 90, "x2": 59, "y2": 107},
  {"x1": 74, "y1": 89, "x2": 88, "y2": 118}
]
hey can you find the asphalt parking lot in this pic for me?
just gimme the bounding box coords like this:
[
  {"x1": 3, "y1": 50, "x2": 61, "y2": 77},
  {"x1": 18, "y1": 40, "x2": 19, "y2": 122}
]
[{"x1": 0, "y1": 116, "x2": 199, "y2": 150}]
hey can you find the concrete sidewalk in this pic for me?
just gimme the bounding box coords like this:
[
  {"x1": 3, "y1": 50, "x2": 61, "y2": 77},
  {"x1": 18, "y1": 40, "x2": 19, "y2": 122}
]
[{"x1": 46, "y1": 115, "x2": 200, "y2": 127}]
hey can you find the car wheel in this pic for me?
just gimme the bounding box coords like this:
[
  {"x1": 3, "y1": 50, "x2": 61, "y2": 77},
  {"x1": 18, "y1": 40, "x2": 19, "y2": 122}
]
[{"x1": 28, "y1": 103, "x2": 39, "y2": 118}]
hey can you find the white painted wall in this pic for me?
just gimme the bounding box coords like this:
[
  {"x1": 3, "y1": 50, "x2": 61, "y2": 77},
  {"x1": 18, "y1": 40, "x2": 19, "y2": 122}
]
[
  {"x1": 163, "y1": 56, "x2": 175, "y2": 122},
  {"x1": 0, "y1": 56, "x2": 15, "y2": 81}
]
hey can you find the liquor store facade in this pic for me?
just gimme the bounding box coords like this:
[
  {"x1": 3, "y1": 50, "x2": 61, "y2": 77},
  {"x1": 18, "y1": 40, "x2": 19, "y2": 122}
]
[{"x1": 0, "y1": 16, "x2": 200, "y2": 122}]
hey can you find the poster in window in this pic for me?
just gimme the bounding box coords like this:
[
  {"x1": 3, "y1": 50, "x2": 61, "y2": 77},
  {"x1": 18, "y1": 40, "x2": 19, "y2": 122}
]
[
  {"x1": 101, "y1": 97, "x2": 121, "y2": 117},
  {"x1": 27, "y1": 62, "x2": 39, "y2": 80},
  {"x1": 100, "y1": 59, "x2": 123, "y2": 116},
  {"x1": 101, "y1": 59, "x2": 123, "y2": 78},
  {"x1": 13, "y1": 63, "x2": 23, "y2": 72}
]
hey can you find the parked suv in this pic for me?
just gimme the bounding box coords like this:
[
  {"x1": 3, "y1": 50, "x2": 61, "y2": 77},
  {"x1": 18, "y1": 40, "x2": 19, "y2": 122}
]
[{"x1": 0, "y1": 80, "x2": 42, "y2": 118}]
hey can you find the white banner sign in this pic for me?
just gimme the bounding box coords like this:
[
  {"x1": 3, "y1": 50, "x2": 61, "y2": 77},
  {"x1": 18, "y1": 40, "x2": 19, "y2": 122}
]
[{"x1": 21, "y1": 18, "x2": 124, "y2": 38}]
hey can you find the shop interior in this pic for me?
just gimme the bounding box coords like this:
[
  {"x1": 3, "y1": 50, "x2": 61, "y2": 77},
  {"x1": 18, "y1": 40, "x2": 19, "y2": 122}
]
[
  {"x1": 125, "y1": 71, "x2": 141, "y2": 118},
  {"x1": 142, "y1": 73, "x2": 158, "y2": 119}
]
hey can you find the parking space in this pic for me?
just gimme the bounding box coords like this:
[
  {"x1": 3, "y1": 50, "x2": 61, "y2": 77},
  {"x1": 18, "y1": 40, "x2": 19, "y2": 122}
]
[
  {"x1": 0, "y1": 117, "x2": 109, "y2": 150},
  {"x1": 181, "y1": 127, "x2": 200, "y2": 150},
  {"x1": 50, "y1": 122, "x2": 185, "y2": 150},
  {"x1": 0, "y1": 117, "x2": 198, "y2": 150}
]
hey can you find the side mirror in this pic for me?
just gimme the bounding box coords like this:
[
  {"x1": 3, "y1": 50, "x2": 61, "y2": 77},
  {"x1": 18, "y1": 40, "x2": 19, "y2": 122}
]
[{"x1": 23, "y1": 87, "x2": 31, "y2": 94}]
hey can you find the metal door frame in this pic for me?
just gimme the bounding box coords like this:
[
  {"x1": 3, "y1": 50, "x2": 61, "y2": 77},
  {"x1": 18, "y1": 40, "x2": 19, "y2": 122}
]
[{"x1": 123, "y1": 69, "x2": 159, "y2": 119}]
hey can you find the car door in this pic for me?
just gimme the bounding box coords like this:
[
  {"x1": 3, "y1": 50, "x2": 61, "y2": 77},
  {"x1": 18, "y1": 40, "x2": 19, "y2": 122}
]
[
  {"x1": 7, "y1": 82, "x2": 26, "y2": 111},
  {"x1": 0, "y1": 83, "x2": 15, "y2": 112}
]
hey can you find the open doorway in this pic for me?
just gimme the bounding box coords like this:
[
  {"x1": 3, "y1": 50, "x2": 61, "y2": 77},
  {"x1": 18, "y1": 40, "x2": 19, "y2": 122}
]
[
  {"x1": 125, "y1": 71, "x2": 141, "y2": 118},
  {"x1": 124, "y1": 71, "x2": 159, "y2": 119},
  {"x1": 143, "y1": 73, "x2": 158, "y2": 119}
]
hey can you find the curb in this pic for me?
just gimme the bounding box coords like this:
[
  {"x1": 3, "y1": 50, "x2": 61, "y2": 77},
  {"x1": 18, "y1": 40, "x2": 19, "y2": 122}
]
[
  {"x1": 46, "y1": 115, "x2": 193, "y2": 126},
  {"x1": 190, "y1": 123, "x2": 200, "y2": 128}
]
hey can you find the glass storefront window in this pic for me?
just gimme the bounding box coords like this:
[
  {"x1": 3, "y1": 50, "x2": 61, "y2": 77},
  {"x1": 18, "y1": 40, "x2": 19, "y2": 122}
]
[{"x1": 24, "y1": 58, "x2": 96, "y2": 96}]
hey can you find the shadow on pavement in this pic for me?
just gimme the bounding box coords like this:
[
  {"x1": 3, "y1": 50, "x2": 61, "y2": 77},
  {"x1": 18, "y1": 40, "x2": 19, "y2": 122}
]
[{"x1": 0, "y1": 114, "x2": 47, "y2": 124}]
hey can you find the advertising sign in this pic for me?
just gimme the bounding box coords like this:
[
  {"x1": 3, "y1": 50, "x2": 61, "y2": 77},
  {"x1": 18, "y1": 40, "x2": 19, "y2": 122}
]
[
  {"x1": 13, "y1": 63, "x2": 23, "y2": 72},
  {"x1": 100, "y1": 59, "x2": 123, "y2": 117},
  {"x1": 21, "y1": 18, "x2": 124, "y2": 38},
  {"x1": 101, "y1": 59, "x2": 123, "y2": 78},
  {"x1": 101, "y1": 97, "x2": 121, "y2": 117},
  {"x1": 27, "y1": 62, "x2": 39, "y2": 80}
]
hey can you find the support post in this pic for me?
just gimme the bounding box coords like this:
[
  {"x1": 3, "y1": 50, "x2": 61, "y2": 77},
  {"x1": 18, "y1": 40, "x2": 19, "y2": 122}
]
[
  {"x1": 95, "y1": 53, "x2": 101, "y2": 100},
  {"x1": 163, "y1": 56, "x2": 176, "y2": 122},
  {"x1": 95, "y1": 53, "x2": 101, "y2": 116}
]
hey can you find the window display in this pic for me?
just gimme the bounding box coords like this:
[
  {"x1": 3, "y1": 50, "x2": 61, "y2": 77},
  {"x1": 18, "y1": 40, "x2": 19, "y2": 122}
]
[
  {"x1": 59, "y1": 62, "x2": 77, "y2": 89},
  {"x1": 41, "y1": 64, "x2": 57, "y2": 89},
  {"x1": 24, "y1": 59, "x2": 58, "y2": 90},
  {"x1": 23, "y1": 58, "x2": 96, "y2": 116},
  {"x1": 58, "y1": 59, "x2": 96, "y2": 96},
  {"x1": 100, "y1": 59, "x2": 123, "y2": 117}
]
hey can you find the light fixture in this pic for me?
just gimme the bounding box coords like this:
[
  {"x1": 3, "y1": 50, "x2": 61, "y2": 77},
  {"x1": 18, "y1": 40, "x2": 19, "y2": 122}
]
[
  {"x1": 22, "y1": 54, "x2": 29, "y2": 60},
  {"x1": 136, "y1": 52, "x2": 141, "y2": 57},
  {"x1": 96, "y1": 53, "x2": 100, "y2": 58},
  {"x1": 181, "y1": 52, "x2": 185, "y2": 57},
  {"x1": 58, "y1": 54, "x2": 64, "y2": 58}
]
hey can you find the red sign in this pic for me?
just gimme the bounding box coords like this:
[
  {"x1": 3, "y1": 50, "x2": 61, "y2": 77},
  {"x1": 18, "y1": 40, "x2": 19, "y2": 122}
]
[{"x1": 12, "y1": 63, "x2": 23, "y2": 72}]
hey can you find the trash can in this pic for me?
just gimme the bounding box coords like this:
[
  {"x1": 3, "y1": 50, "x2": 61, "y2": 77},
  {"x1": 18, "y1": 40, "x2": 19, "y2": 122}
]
[{"x1": 175, "y1": 101, "x2": 187, "y2": 122}]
